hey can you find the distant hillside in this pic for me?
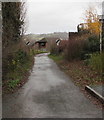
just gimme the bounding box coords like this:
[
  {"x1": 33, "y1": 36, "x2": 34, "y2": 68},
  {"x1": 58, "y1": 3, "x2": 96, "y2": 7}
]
[
  {"x1": 38, "y1": 32, "x2": 68, "y2": 40},
  {"x1": 25, "y1": 32, "x2": 68, "y2": 42}
]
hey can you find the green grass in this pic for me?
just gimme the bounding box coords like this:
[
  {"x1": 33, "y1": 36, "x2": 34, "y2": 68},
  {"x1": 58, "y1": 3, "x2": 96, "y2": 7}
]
[
  {"x1": 48, "y1": 54, "x2": 63, "y2": 62},
  {"x1": 7, "y1": 60, "x2": 33, "y2": 89},
  {"x1": 34, "y1": 50, "x2": 48, "y2": 55},
  {"x1": 8, "y1": 79, "x2": 20, "y2": 89}
]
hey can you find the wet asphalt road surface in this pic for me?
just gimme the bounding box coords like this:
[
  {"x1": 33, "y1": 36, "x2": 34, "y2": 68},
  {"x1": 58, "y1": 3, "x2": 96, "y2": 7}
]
[{"x1": 3, "y1": 53, "x2": 102, "y2": 118}]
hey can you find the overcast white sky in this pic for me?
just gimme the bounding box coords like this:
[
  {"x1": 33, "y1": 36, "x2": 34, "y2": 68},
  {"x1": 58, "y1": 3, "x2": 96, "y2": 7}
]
[{"x1": 26, "y1": 0, "x2": 103, "y2": 34}]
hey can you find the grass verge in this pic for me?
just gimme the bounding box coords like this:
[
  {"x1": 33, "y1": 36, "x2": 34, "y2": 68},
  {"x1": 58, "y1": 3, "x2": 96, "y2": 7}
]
[
  {"x1": 34, "y1": 50, "x2": 48, "y2": 55},
  {"x1": 48, "y1": 54, "x2": 63, "y2": 62},
  {"x1": 48, "y1": 54, "x2": 103, "y2": 87}
]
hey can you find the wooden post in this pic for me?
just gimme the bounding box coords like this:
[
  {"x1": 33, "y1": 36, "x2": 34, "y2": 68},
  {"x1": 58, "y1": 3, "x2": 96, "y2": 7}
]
[{"x1": 68, "y1": 32, "x2": 70, "y2": 40}]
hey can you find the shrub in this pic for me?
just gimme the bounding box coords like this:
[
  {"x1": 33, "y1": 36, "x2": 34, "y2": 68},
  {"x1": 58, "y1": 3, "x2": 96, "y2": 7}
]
[
  {"x1": 88, "y1": 52, "x2": 104, "y2": 74},
  {"x1": 15, "y1": 49, "x2": 28, "y2": 63},
  {"x1": 6, "y1": 49, "x2": 28, "y2": 72},
  {"x1": 50, "y1": 43, "x2": 59, "y2": 55},
  {"x1": 84, "y1": 35, "x2": 100, "y2": 53},
  {"x1": 3, "y1": 46, "x2": 35, "y2": 90},
  {"x1": 58, "y1": 40, "x2": 68, "y2": 53},
  {"x1": 63, "y1": 37, "x2": 86, "y2": 61},
  {"x1": 79, "y1": 34, "x2": 100, "y2": 60},
  {"x1": 50, "y1": 40, "x2": 68, "y2": 55}
]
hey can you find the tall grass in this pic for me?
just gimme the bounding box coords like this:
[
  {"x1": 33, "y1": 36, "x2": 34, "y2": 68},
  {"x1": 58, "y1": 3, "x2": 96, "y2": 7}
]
[{"x1": 88, "y1": 52, "x2": 104, "y2": 74}]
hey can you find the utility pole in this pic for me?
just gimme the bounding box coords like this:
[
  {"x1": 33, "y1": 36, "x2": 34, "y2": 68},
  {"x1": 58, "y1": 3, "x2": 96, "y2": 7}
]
[
  {"x1": 100, "y1": 21, "x2": 102, "y2": 53},
  {"x1": 98, "y1": 15, "x2": 104, "y2": 53}
]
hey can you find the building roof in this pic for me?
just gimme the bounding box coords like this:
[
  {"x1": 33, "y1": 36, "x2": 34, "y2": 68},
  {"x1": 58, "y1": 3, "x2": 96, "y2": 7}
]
[{"x1": 35, "y1": 38, "x2": 47, "y2": 43}]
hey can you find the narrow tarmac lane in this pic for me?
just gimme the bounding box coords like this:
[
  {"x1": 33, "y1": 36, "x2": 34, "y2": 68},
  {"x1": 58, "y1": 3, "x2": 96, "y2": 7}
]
[{"x1": 3, "y1": 53, "x2": 102, "y2": 118}]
